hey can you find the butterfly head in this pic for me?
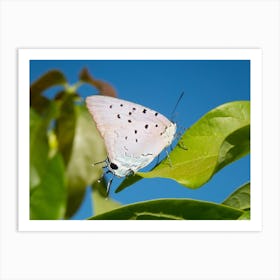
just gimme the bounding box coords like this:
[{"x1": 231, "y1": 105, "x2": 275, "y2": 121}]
[{"x1": 107, "y1": 158, "x2": 135, "y2": 178}]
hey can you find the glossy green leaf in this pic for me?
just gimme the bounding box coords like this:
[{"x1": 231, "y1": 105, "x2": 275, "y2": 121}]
[
  {"x1": 215, "y1": 125, "x2": 250, "y2": 172},
  {"x1": 89, "y1": 198, "x2": 244, "y2": 220},
  {"x1": 55, "y1": 94, "x2": 76, "y2": 165},
  {"x1": 30, "y1": 153, "x2": 66, "y2": 220},
  {"x1": 238, "y1": 210, "x2": 250, "y2": 220},
  {"x1": 92, "y1": 178, "x2": 122, "y2": 215},
  {"x1": 116, "y1": 101, "x2": 250, "y2": 193},
  {"x1": 30, "y1": 70, "x2": 67, "y2": 113},
  {"x1": 30, "y1": 109, "x2": 49, "y2": 190},
  {"x1": 223, "y1": 182, "x2": 250, "y2": 210},
  {"x1": 64, "y1": 105, "x2": 107, "y2": 218}
]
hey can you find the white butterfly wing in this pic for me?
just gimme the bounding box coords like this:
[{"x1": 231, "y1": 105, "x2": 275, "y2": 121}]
[{"x1": 86, "y1": 95, "x2": 176, "y2": 176}]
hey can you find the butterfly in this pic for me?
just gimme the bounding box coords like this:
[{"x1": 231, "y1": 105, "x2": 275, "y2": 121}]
[{"x1": 86, "y1": 95, "x2": 176, "y2": 178}]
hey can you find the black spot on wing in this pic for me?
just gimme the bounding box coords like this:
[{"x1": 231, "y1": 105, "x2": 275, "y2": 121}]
[{"x1": 145, "y1": 124, "x2": 149, "y2": 129}]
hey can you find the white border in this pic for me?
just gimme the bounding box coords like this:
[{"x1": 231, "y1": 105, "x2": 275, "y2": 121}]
[{"x1": 18, "y1": 49, "x2": 262, "y2": 232}]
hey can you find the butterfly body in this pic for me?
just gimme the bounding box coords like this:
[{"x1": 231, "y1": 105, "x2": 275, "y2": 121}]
[{"x1": 86, "y1": 95, "x2": 176, "y2": 177}]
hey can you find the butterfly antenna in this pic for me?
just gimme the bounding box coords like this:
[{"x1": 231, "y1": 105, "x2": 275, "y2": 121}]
[
  {"x1": 165, "y1": 148, "x2": 173, "y2": 167},
  {"x1": 91, "y1": 159, "x2": 107, "y2": 167},
  {"x1": 170, "y1": 91, "x2": 185, "y2": 122}
]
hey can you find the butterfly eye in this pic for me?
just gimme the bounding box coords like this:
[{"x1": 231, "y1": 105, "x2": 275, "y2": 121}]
[{"x1": 110, "y1": 163, "x2": 118, "y2": 170}]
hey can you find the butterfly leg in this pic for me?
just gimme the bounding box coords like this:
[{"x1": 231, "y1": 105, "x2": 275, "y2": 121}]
[
  {"x1": 165, "y1": 148, "x2": 172, "y2": 167},
  {"x1": 178, "y1": 141, "x2": 188, "y2": 150},
  {"x1": 125, "y1": 169, "x2": 135, "y2": 177},
  {"x1": 93, "y1": 158, "x2": 111, "y2": 183},
  {"x1": 98, "y1": 169, "x2": 111, "y2": 179},
  {"x1": 106, "y1": 176, "x2": 114, "y2": 197},
  {"x1": 156, "y1": 154, "x2": 160, "y2": 165}
]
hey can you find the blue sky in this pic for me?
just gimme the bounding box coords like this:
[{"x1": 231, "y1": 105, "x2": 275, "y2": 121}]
[{"x1": 30, "y1": 60, "x2": 250, "y2": 219}]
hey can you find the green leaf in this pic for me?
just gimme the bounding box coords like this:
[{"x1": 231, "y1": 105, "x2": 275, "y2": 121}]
[
  {"x1": 30, "y1": 153, "x2": 66, "y2": 220},
  {"x1": 89, "y1": 198, "x2": 244, "y2": 220},
  {"x1": 64, "y1": 105, "x2": 107, "y2": 218},
  {"x1": 30, "y1": 70, "x2": 67, "y2": 114},
  {"x1": 223, "y1": 182, "x2": 250, "y2": 210},
  {"x1": 92, "y1": 178, "x2": 122, "y2": 215},
  {"x1": 55, "y1": 93, "x2": 76, "y2": 165},
  {"x1": 30, "y1": 109, "x2": 49, "y2": 190},
  {"x1": 238, "y1": 210, "x2": 250, "y2": 220},
  {"x1": 116, "y1": 101, "x2": 250, "y2": 193},
  {"x1": 215, "y1": 125, "x2": 250, "y2": 172}
]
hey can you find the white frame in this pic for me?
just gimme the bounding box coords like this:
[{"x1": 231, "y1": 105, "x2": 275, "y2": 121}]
[
  {"x1": 18, "y1": 48, "x2": 262, "y2": 232},
  {"x1": 2, "y1": 1, "x2": 279, "y2": 279}
]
